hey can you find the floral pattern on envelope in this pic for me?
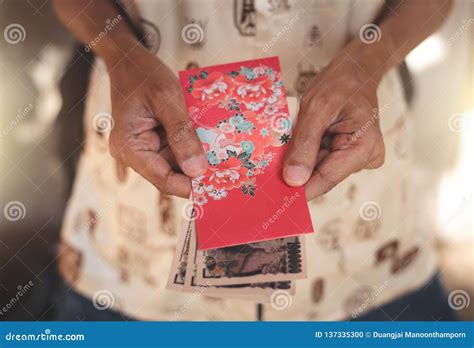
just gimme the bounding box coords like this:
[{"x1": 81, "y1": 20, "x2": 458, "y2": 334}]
[{"x1": 184, "y1": 64, "x2": 292, "y2": 205}]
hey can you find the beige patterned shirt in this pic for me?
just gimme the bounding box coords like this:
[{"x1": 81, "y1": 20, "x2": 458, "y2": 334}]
[{"x1": 59, "y1": 0, "x2": 437, "y2": 320}]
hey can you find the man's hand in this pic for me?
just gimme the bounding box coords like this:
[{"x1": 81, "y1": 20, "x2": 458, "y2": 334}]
[
  {"x1": 53, "y1": 0, "x2": 451, "y2": 200},
  {"x1": 108, "y1": 45, "x2": 208, "y2": 197},
  {"x1": 281, "y1": 0, "x2": 453, "y2": 201},
  {"x1": 283, "y1": 55, "x2": 385, "y2": 200}
]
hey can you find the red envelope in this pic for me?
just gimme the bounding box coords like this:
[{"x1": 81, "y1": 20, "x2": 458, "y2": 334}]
[{"x1": 179, "y1": 57, "x2": 314, "y2": 250}]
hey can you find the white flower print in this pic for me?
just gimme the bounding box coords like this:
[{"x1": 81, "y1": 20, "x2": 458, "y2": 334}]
[
  {"x1": 209, "y1": 188, "x2": 228, "y2": 200},
  {"x1": 245, "y1": 101, "x2": 264, "y2": 111},
  {"x1": 192, "y1": 179, "x2": 214, "y2": 195},
  {"x1": 195, "y1": 195, "x2": 208, "y2": 206},
  {"x1": 264, "y1": 104, "x2": 278, "y2": 115}
]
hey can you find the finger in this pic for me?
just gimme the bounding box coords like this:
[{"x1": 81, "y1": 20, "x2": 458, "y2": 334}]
[
  {"x1": 283, "y1": 98, "x2": 339, "y2": 187},
  {"x1": 330, "y1": 133, "x2": 354, "y2": 151},
  {"x1": 158, "y1": 145, "x2": 180, "y2": 173},
  {"x1": 111, "y1": 129, "x2": 191, "y2": 197},
  {"x1": 155, "y1": 95, "x2": 208, "y2": 178},
  {"x1": 127, "y1": 148, "x2": 191, "y2": 197},
  {"x1": 320, "y1": 133, "x2": 333, "y2": 151},
  {"x1": 304, "y1": 138, "x2": 366, "y2": 200},
  {"x1": 315, "y1": 148, "x2": 330, "y2": 167},
  {"x1": 155, "y1": 125, "x2": 168, "y2": 151}
]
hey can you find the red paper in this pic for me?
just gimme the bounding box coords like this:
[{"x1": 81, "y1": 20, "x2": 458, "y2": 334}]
[{"x1": 179, "y1": 57, "x2": 314, "y2": 250}]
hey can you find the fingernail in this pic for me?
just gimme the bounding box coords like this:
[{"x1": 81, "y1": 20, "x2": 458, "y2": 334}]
[
  {"x1": 182, "y1": 155, "x2": 208, "y2": 177},
  {"x1": 284, "y1": 165, "x2": 310, "y2": 186}
]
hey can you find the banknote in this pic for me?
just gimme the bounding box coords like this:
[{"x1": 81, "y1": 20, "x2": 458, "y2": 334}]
[
  {"x1": 166, "y1": 218, "x2": 193, "y2": 291},
  {"x1": 183, "y1": 218, "x2": 295, "y2": 302},
  {"x1": 168, "y1": 215, "x2": 299, "y2": 302},
  {"x1": 194, "y1": 235, "x2": 307, "y2": 286}
]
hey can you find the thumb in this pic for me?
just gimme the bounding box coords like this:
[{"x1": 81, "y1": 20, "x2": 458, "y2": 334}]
[
  {"x1": 283, "y1": 102, "x2": 327, "y2": 186},
  {"x1": 157, "y1": 95, "x2": 208, "y2": 178},
  {"x1": 304, "y1": 139, "x2": 366, "y2": 199}
]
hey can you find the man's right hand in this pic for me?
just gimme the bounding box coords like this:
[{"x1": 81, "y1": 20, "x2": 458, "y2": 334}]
[{"x1": 107, "y1": 45, "x2": 208, "y2": 197}]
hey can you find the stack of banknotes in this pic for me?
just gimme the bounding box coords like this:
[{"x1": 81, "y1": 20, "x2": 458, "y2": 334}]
[{"x1": 166, "y1": 215, "x2": 307, "y2": 302}]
